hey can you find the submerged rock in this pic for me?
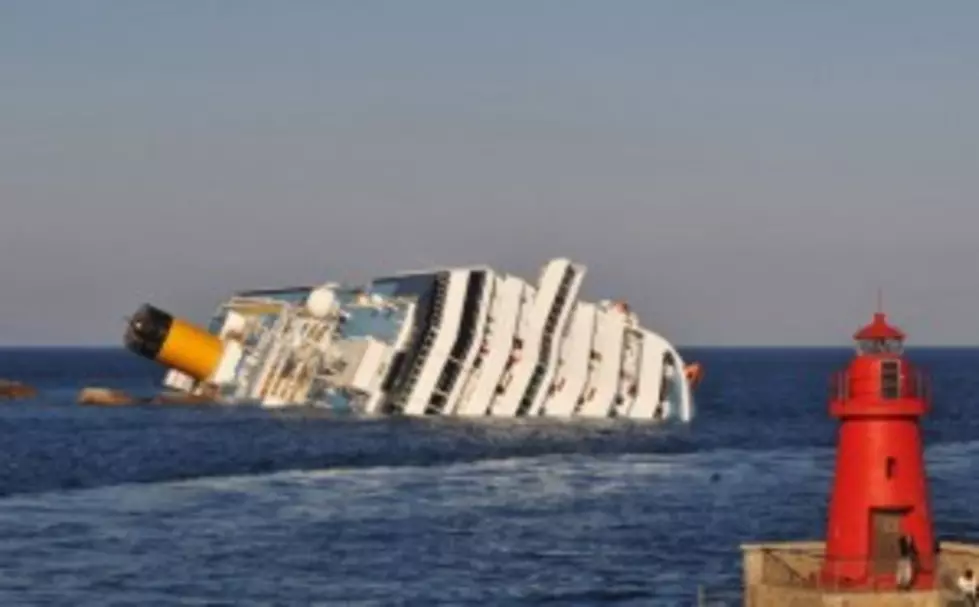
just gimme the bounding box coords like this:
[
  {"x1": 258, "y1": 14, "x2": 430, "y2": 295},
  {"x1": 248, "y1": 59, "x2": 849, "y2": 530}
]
[
  {"x1": 149, "y1": 390, "x2": 217, "y2": 405},
  {"x1": 0, "y1": 379, "x2": 36, "y2": 400}
]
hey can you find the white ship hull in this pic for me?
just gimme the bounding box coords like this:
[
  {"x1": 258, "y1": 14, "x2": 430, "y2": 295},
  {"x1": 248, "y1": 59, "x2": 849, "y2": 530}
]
[{"x1": 125, "y1": 258, "x2": 699, "y2": 422}]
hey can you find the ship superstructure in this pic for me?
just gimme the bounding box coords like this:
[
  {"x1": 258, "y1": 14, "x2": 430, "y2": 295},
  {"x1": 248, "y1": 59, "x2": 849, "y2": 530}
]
[{"x1": 124, "y1": 258, "x2": 697, "y2": 421}]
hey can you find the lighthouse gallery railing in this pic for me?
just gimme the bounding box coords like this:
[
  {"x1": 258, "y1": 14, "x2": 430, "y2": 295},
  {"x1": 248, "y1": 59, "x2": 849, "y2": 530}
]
[{"x1": 830, "y1": 369, "x2": 930, "y2": 404}]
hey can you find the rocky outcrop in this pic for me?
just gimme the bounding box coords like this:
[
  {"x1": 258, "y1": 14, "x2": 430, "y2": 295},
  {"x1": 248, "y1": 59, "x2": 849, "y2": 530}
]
[
  {"x1": 76, "y1": 386, "x2": 218, "y2": 406},
  {"x1": 77, "y1": 387, "x2": 140, "y2": 406},
  {"x1": 0, "y1": 379, "x2": 36, "y2": 400}
]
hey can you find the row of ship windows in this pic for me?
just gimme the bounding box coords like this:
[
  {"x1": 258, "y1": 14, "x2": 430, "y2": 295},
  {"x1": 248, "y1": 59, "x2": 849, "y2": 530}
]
[
  {"x1": 519, "y1": 267, "x2": 578, "y2": 414},
  {"x1": 427, "y1": 271, "x2": 487, "y2": 413},
  {"x1": 380, "y1": 273, "x2": 449, "y2": 412}
]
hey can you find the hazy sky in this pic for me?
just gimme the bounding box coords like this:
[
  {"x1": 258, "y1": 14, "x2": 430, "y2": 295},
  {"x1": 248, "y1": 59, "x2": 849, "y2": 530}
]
[{"x1": 2, "y1": 1, "x2": 978, "y2": 346}]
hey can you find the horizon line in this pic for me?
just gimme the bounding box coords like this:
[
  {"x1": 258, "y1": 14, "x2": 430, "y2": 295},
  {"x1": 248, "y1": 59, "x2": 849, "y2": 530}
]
[{"x1": 1, "y1": 343, "x2": 977, "y2": 350}]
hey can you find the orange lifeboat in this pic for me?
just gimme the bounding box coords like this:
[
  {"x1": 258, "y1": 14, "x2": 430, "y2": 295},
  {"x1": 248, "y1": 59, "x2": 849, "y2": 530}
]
[{"x1": 684, "y1": 362, "x2": 704, "y2": 388}]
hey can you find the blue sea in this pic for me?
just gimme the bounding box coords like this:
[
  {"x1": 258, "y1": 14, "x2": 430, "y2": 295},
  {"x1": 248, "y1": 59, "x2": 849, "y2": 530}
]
[{"x1": 1, "y1": 347, "x2": 978, "y2": 606}]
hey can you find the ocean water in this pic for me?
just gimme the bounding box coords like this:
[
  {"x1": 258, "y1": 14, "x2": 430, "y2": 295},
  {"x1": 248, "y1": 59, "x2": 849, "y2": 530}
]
[{"x1": 1, "y1": 347, "x2": 978, "y2": 606}]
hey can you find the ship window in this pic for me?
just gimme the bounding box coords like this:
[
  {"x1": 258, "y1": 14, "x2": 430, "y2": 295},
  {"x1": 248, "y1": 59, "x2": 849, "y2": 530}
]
[
  {"x1": 426, "y1": 393, "x2": 446, "y2": 414},
  {"x1": 436, "y1": 360, "x2": 460, "y2": 393},
  {"x1": 881, "y1": 361, "x2": 900, "y2": 399}
]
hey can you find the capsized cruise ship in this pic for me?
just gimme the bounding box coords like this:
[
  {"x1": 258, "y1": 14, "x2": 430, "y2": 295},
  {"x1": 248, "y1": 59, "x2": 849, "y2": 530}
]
[{"x1": 124, "y1": 258, "x2": 700, "y2": 421}]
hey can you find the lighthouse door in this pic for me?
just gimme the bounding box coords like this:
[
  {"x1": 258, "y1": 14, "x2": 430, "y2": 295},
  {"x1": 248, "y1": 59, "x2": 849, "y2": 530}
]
[{"x1": 870, "y1": 509, "x2": 905, "y2": 574}]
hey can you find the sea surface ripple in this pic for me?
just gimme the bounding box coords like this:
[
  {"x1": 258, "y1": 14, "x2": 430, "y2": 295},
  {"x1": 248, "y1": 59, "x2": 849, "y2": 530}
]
[{"x1": 1, "y1": 347, "x2": 978, "y2": 605}]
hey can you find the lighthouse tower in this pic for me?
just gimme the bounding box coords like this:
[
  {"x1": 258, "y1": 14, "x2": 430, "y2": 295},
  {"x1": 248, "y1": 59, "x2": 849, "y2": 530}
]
[
  {"x1": 821, "y1": 307, "x2": 933, "y2": 588},
  {"x1": 734, "y1": 307, "x2": 979, "y2": 606}
]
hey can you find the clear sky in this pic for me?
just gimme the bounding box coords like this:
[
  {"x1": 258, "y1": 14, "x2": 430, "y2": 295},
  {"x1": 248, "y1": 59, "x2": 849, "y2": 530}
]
[{"x1": 1, "y1": 1, "x2": 977, "y2": 346}]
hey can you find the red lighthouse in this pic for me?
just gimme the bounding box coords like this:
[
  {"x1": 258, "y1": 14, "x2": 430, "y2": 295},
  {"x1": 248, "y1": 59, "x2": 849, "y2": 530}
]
[
  {"x1": 734, "y1": 307, "x2": 979, "y2": 605},
  {"x1": 821, "y1": 306, "x2": 933, "y2": 588}
]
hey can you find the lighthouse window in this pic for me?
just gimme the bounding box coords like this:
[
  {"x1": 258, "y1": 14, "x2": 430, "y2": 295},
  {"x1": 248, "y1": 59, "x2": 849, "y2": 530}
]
[
  {"x1": 858, "y1": 338, "x2": 903, "y2": 355},
  {"x1": 858, "y1": 339, "x2": 880, "y2": 354},
  {"x1": 881, "y1": 360, "x2": 900, "y2": 399},
  {"x1": 886, "y1": 457, "x2": 896, "y2": 479}
]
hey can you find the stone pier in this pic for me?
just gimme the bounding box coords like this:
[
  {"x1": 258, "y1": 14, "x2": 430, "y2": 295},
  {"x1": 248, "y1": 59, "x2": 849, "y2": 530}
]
[{"x1": 741, "y1": 541, "x2": 979, "y2": 606}]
